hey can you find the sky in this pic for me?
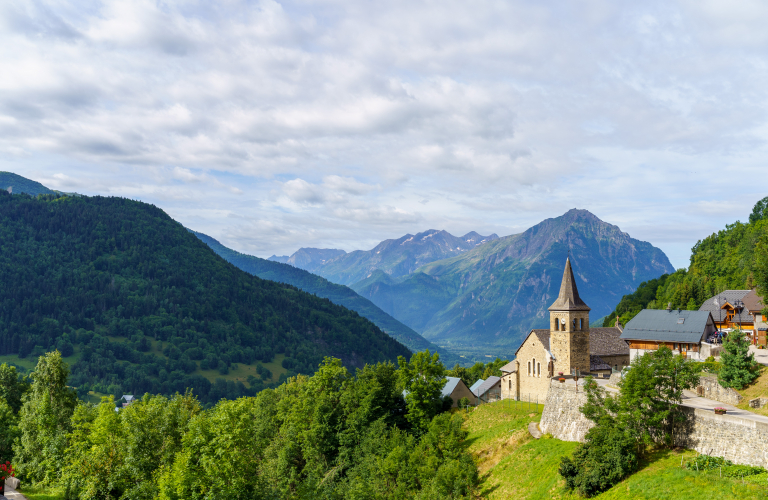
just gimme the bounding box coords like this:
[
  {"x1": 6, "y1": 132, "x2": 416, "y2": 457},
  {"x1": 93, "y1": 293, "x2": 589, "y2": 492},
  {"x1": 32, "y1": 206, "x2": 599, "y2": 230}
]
[{"x1": 1, "y1": 0, "x2": 767, "y2": 269}]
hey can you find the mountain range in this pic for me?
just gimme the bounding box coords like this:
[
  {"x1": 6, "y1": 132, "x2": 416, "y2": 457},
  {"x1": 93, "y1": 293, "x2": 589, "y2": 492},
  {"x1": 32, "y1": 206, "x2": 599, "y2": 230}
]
[
  {"x1": 0, "y1": 171, "x2": 56, "y2": 196},
  {"x1": 275, "y1": 210, "x2": 674, "y2": 357},
  {"x1": 192, "y1": 230, "x2": 460, "y2": 364}
]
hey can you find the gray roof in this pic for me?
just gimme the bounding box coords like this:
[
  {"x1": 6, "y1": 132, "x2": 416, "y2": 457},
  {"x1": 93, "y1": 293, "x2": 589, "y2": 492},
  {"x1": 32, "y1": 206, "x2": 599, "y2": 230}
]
[
  {"x1": 590, "y1": 355, "x2": 611, "y2": 371},
  {"x1": 699, "y1": 290, "x2": 754, "y2": 323},
  {"x1": 621, "y1": 309, "x2": 712, "y2": 343},
  {"x1": 514, "y1": 327, "x2": 627, "y2": 357},
  {"x1": 441, "y1": 377, "x2": 462, "y2": 398},
  {"x1": 469, "y1": 378, "x2": 485, "y2": 394},
  {"x1": 474, "y1": 376, "x2": 501, "y2": 397},
  {"x1": 499, "y1": 361, "x2": 517, "y2": 374}
]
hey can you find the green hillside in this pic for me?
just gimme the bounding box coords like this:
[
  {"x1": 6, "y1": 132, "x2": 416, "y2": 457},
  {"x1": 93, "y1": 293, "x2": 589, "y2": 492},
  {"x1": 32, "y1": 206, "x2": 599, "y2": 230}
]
[
  {"x1": 191, "y1": 230, "x2": 461, "y2": 364},
  {"x1": 352, "y1": 209, "x2": 674, "y2": 356},
  {"x1": 0, "y1": 171, "x2": 56, "y2": 196},
  {"x1": 603, "y1": 196, "x2": 768, "y2": 326},
  {"x1": 0, "y1": 190, "x2": 410, "y2": 404}
]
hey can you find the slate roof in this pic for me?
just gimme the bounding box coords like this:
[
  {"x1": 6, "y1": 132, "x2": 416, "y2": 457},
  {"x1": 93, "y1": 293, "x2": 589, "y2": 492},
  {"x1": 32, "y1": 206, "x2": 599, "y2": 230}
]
[
  {"x1": 621, "y1": 309, "x2": 712, "y2": 343},
  {"x1": 549, "y1": 258, "x2": 591, "y2": 311},
  {"x1": 469, "y1": 379, "x2": 485, "y2": 395},
  {"x1": 441, "y1": 377, "x2": 463, "y2": 398},
  {"x1": 699, "y1": 290, "x2": 754, "y2": 323},
  {"x1": 742, "y1": 290, "x2": 764, "y2": 314},
  {"x1": 514, "y1": 327, "x2": 627, "y2": 357},
  {"x1": 499, "y1": 361, "x2": 517, "y2": 374},
  {"x1": 474, "y1": 376, "x2": 501, "y2": 397},
  {"x1": 590, "y1": 355, "x2": 611, "y2": 371}
]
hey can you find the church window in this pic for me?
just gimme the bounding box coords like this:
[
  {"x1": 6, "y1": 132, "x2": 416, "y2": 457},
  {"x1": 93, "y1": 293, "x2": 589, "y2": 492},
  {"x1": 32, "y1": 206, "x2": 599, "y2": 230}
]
[
  {"x1": 555, "y1": 319, "x2": 559, "y2": 331},
  {"x1": 580, "y1": 318, "x2": 584, "y2": 330},
  {"x1": 537, "y1": 362, "x2": 541, "y2": 377},
  {"x1": 572, "y1": 319, "x2": 577, "y2": 330},
  {"x1": 509, "y1": 380, "x2": 512, "y2": 389},
  {"x1": 528, "y1": 362, "x2": 531, "y2": 376}
]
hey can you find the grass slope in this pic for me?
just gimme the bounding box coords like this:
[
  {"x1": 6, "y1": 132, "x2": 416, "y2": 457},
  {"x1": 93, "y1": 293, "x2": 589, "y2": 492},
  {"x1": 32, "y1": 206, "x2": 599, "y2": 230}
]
[{"x1": 464, "y1": 401, "x2": 765, "y2": 499}]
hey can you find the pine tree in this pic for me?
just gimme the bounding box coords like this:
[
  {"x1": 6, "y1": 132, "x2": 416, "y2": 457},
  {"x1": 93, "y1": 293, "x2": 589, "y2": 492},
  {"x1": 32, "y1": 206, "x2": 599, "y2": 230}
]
[{"x1": 719, "y1": 330, "x2": 758, "y2": 390}]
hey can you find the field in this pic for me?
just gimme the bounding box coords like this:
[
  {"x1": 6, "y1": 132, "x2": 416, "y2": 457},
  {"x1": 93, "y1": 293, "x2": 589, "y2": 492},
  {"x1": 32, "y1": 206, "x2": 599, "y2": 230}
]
[{"x1": 464, "y1": 401, "x2": 767, "y2": 499}]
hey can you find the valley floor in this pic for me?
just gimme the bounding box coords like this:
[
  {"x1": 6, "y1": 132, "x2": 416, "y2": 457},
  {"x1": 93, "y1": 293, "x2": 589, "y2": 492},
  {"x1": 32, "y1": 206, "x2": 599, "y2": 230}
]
[{"x1": 464, "y1": 401, "x2": 768, "y2": 499}]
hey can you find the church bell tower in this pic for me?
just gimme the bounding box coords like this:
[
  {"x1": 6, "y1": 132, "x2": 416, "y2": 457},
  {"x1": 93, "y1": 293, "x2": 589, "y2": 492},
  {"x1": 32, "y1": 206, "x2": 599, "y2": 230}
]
[{"x1": 549, "y1": 258, "x2": 591, "y2": 375}]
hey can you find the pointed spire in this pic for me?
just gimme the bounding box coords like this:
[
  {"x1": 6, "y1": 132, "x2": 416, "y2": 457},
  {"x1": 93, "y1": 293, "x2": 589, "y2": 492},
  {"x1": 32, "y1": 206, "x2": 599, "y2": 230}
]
[{"x1": 548, "y1": 258, "x2": 591, "y2": 311}]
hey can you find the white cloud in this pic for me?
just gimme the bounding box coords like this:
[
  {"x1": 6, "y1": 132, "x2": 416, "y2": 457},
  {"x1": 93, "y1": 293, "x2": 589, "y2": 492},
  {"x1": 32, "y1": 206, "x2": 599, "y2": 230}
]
[{"x1": 1, "y1": 0, "x2": 767, "y2": 268}]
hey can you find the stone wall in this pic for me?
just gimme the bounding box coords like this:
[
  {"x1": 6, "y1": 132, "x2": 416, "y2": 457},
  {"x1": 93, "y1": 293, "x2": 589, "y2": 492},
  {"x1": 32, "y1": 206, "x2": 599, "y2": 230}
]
[
  {"x1": 540, "y1": 381, "x2": 768, "y2": 468},
  {"x1": 697, "y1": 375, "x2": 742, "y2": 405},
  {"x1": 539, "y1": 381, "x2": 593, "y2": 442}
]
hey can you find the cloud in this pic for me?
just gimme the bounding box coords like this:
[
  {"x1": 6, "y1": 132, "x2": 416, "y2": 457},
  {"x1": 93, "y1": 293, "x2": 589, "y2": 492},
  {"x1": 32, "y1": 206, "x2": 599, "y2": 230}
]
[{"x1": 1, "y1": 0, "x2": 767, "y2": 268}]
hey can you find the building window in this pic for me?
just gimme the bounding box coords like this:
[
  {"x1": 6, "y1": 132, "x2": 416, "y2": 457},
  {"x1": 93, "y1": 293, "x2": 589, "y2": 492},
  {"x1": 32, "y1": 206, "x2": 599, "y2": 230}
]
[
  {"x1": 509, "y1": 380, "x2": 512, "y2": 389},
  {"x1": 580, "y1": 318, "x2": 584, "y2": 330},
  {"x1": 528, "y1": 362, "x2": 531, "y2": 376},
  {"x1": 572, "y1": 319, "x2": 577, "y2": 330},
  {"x1": 555, "y1": 319, "x2": 559, "y2": 331},
  {"x1": 537, "y1": 362, "x2": 541, "y2": 377}
]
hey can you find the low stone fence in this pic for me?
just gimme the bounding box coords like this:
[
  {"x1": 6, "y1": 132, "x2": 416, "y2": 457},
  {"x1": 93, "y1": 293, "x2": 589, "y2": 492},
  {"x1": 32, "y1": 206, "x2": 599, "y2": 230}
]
[
  {"x1": 697, "y1": 375, "x2": 742, "y2": 406},
  {"x1": 540, "y1": 384, "x2": 768, "y2": 468}
]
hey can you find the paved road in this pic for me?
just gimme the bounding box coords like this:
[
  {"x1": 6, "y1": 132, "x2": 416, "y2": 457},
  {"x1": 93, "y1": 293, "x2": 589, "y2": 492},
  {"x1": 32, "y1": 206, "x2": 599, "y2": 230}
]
[{"x1": 749, "y1": 345, "x2": 768, "y2": 366}]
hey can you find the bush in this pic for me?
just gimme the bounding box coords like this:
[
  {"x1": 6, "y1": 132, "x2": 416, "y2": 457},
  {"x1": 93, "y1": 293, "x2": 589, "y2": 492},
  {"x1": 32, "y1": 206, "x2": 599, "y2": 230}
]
[
  {"x1": 559, "y1": 420, "x2": 638, "y2": 497},
  {"x1": 719, "y1": 330, "x2": 758, "y2": 389},
  {"x1": 457, "y1": 397, "x2": 471, "y2": 409}
]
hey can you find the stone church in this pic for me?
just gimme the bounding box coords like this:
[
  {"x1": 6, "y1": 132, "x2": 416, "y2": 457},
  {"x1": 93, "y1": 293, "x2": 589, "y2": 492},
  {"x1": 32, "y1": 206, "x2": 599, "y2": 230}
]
[{"x1": 500, "y1": 258, "x2": 629, "y2": 402}]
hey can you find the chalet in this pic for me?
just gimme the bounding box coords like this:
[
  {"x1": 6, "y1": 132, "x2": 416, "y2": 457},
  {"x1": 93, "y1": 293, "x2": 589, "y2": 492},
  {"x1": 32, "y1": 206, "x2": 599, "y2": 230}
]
[
  {"x1": 620, "y1": 309, "x2": 717, "y2": 362},
  {"x1": 441, "y1": 376, "x2": 476, "y2": 407},
  {"x1": 120, "y1": 395, "x2": 136, "y2": 408},
  {"x1": 699, "y1": 290, "x2": 766, "y2": 346}
]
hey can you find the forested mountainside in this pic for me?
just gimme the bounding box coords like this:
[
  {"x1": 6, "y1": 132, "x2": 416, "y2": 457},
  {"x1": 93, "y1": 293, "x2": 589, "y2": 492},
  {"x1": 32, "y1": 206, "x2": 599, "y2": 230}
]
[
  {"x1": 351, "y1": 209, "x2": 674, "y2": 355},
  {"x1": 295, "y1": 229, "x2": 499, "y2": 286},
  {"x1": 191, "y1": 230, "x2": 460, "y2": 364},
  {"x1": 0, "y1": 171, "x2": 55, "y2": 196},
  {"x1": 603, "y1": 197, "x2": 768, "y2": 326},
  {"x1": 0, "y1": 191, "x2": 410, "y2": 404}
]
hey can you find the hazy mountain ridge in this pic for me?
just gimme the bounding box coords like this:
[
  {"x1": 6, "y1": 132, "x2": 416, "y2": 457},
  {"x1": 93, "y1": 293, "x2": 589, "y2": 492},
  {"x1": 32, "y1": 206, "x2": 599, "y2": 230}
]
[
  {"x1": 192, "y1": 231, "x2": 460, "y2": 363},
  {"x1": 351, "y1": 209, "x2": 674, "y2": 354},
  {"x1": 0, "y1": 171, "x2": 56, "y2": 196},
  {"x1": 303, "y1": 229, "x2": 499, "y2": 286}
]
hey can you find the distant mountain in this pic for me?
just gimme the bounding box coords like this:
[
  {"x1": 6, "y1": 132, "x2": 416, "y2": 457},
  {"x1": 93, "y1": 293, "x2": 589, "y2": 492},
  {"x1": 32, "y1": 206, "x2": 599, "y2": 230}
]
[
  {"x1": 268, "y1": 247, "x2": 347, "y2": 273},
  {"x1": 192, "y1": 231, "x2": 460, "y2": 364},
  {"x1": 0, "y1": 171, "x2": 55, "y2": 196},
  {"x1": 306, "y1": 229, "x2": 499, "y2": 286},
  {"x1": 268, "y1": 255, "x2": 290, "y2": 264},
  {"x1": 350, "y1": 209, "x2": 674, "y2": 353}
]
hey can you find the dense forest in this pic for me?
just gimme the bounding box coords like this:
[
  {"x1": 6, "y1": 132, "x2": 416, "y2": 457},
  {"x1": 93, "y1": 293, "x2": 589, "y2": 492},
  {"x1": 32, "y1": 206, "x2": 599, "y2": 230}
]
[
  {"x1": 0, "y1": 191, "x2": 410, "y2": 404},
  {"x1": 603, "y1": 197, "x2": 768, "y2": 327},
  {"x1": 1, "y1": 350, "x2": 477, "y2": 499}
]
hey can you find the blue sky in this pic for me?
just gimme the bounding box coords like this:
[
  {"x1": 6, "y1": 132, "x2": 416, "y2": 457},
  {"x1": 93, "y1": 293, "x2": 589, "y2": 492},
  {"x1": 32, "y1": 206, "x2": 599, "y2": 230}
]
[{"x1": 1, "y1": 0, "x2": 767, "y2": 268}]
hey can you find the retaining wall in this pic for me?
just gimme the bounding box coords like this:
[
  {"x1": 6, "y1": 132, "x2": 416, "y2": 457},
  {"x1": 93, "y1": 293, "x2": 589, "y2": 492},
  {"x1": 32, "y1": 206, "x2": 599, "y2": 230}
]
[
  {"x1": 698, "y1": 375, "x2": 742, "y2": 405},
  {"x1": 540, "y1": 383, "x2": 768, "y2": 468}
]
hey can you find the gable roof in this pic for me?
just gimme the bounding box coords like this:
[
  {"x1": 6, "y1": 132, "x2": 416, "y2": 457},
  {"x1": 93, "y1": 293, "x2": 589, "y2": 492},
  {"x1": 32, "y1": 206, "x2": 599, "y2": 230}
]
[
  {"x1": 621, "y1": 309, "x2": 712, "y2": 343},
  {"x1": 699, "y1": 290, "x2": 754, "y2": 323},
  {"x1": 590, "y1": 355, "x2": 611, "y2": 371},
  {"x1": 742, "y1": 290, "x2": 764, "y2": 314},
  {"x1": 469, "y1": 379, "x2": 485, "y2": 395},
  {"x1": 549, "y1": 258, "x2": 590, "y2": 312},
  {"x1": 441, "y1": 377, "x2": 463, "y2": 398},
  {"x1": 474, "y1": 376, "x2": 501, "y2": 397},
  {"x1": 514, "y1": 327, "x2": 627, "y2": 358}
]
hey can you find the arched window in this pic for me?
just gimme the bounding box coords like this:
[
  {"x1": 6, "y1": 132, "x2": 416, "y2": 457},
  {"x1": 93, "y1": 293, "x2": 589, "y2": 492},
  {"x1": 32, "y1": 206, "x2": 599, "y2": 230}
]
[
  {"x1": 580, "y1": 318, "x2": 584, "y2": 330},
  {"x1": 532, "y1": 358, "x2": 536, "y2": 377},
  {"x1": 572, "y1": 319, "x2": 577, "y2": 330},
  {"x1": 509, "y1": 380, "x2": 512, "y2": 389},
  {"x1": 555, "y1": 319, "x2": 559, "y2": 331},
  {"x1": 537, "y1": 362, "x2": 541, "y2": 377},
  {"x1": 528, "y1": 361, "x2": 531, "y2": 376}
]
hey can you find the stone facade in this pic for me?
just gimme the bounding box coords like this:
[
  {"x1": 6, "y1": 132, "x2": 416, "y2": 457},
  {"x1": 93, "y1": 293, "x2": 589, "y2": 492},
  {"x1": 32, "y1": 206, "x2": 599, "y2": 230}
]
[
  {"x1": 500, "y1": 366, "x2": 517, "y2": 400},
  {"x1": 550, "y1": 311, "x2": 591, "y2": 376},
  {"x1": 697, "y1": 375, "x2": 743, "y2": 406},
  {"x1": 516, "y1": 333, "x2": 553, "y2": 402},
  {"x1": 749, "y1": 397, "x2": 768, "y2": 409},
  {"x1": 541, "y1": 382, "x2": 768, "y2": 468}
]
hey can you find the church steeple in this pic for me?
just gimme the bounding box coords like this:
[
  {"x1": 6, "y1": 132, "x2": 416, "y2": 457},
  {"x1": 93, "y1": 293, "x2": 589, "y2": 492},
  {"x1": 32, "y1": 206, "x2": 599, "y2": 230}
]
[
  {"x1": 549, "y1": 258, "x2": 591, "y2": 375},
  {"x1": 548, "y1": 258, "x2": 590, "y2": 312}
]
